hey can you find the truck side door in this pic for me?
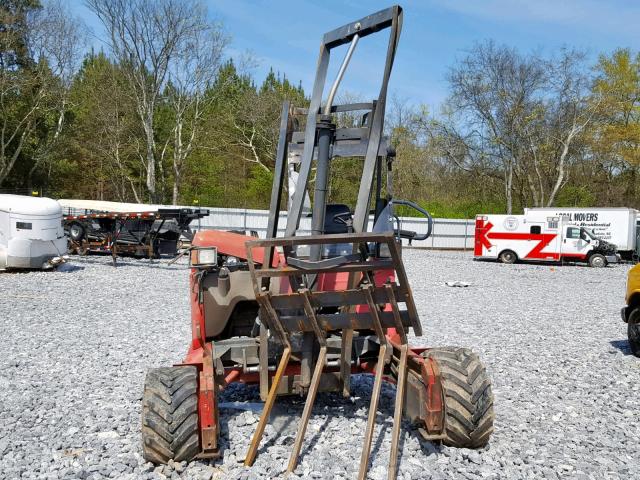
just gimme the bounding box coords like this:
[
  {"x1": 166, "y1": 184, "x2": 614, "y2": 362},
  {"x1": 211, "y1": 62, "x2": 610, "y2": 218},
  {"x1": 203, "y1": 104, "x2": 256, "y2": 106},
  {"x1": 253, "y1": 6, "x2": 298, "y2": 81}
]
[{"x1": 562, "y1": 226, "x2": 590, "y2": 258}]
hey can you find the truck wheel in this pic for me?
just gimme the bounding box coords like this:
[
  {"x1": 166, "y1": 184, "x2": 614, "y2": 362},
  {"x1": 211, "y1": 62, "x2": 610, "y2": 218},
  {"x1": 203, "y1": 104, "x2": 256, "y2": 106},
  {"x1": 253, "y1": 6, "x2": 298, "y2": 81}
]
[
  {"x1": 141, "y1": 366, "x2": 200, "y2": 464},
  {"x1": 69, "y1": 222, "x2": 85, "y2": 242},
  {"x1": 498, "y1": 250, "x2": 517, "y2": 264},
  {"x1": 422, "y1": 347, "x2": 494, "y2": 448},
  {"x1": 628, "y1": 321, "x2": 640, "y2": 357},
  {"x1": 588, "y1": 254, "x2": 607, "y2": 268}
]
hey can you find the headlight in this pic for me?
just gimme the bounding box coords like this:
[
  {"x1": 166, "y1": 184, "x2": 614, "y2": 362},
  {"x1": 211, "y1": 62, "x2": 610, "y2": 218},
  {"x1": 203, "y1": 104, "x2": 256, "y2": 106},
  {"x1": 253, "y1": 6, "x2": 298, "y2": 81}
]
[
  {"x1": 376, "y1": 242, "x2": 392, "y2": 258},
  {"x1": 224, "y1": 255, "x2": 239, "y2": 267},
  {"x1": 295, "y1": 244, "x2": 311, "y2": 258},
  {"x1": 191, "y1": 247, "x2": 218, "y2": 267}
]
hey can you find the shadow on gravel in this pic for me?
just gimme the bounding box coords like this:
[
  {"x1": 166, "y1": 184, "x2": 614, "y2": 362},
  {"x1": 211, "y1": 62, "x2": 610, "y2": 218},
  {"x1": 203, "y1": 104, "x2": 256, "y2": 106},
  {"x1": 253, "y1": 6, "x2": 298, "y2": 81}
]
[
  {"x1": 610, "y1": 340, "x2": 634, "y2": 355},
  {"x1": 57, "y1": 264, "x2": 85, "y2": 273},
  {"x1": 68, "y1": 253, "x2": 188, "y2": 270},
  {"x1": 110, "y1": 263, "x2": 185, "y2": 271},
  {"x1": 370, "y1": 417, "x2": 391, "y2": 460},
  {"x1": 0, "y1": 263, "x2": 85, "y2": 274},
  {"x1": 81, "y1": 259, "x2": 187, "y2": 270},
  {"x1": 299, "y1": 414, "x2": 331, "y2": 457}
]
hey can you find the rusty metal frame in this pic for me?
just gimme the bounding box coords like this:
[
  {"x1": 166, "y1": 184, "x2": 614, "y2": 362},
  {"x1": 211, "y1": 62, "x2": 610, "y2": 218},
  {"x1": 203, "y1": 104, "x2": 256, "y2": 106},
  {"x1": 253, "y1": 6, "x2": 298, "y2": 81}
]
[
  {"x1": 245, "y1": 232, "x2": 419, "y2": 332},
  {"x1": 243, "y1": 231, "x2": 419, "y2": 479},
  {"x1": 197, "y1": 343, "x2": 219, "y2": 459}
]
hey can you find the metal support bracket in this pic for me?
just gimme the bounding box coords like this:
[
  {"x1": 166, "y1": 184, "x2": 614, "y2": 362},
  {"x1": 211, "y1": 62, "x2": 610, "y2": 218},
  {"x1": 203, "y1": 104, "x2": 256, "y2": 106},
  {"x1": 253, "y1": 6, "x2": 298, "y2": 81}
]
[{"x1": 197, "y1": 343, "x2": 220, "y2": 459}]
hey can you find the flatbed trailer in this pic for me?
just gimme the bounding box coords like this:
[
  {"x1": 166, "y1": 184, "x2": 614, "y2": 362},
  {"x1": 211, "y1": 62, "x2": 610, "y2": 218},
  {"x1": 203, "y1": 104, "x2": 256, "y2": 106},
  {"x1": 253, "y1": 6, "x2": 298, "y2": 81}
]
[{"x1": 64, "y1": 208, "x2": 208, "y2": 264}]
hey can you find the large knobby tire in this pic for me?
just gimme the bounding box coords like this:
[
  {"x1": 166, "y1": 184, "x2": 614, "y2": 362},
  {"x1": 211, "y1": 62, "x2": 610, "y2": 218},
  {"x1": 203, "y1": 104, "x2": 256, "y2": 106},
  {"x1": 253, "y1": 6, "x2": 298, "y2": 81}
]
[
  {"x1": 498, "y1": 250, "x2": 517, "y2": 264},
  {"x1": 141, "y1": 366, "x2": 200, "y2": 464},
  {"x1": 423, "y1": 347, "x2": 494, "y2": 448},
  {"x1": 628, "y1": 317, "x2": 640, "y2": 357},
  {"x1": 588, "y1": 253, "x2": 607, "y2": 268}
]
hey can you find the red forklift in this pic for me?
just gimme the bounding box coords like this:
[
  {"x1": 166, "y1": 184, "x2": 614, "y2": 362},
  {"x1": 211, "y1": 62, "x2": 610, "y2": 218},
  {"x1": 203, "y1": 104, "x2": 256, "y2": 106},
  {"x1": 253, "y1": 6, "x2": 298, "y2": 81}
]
[{"x1": 140, "y1": 6, "x2": 494, "y2": 480}]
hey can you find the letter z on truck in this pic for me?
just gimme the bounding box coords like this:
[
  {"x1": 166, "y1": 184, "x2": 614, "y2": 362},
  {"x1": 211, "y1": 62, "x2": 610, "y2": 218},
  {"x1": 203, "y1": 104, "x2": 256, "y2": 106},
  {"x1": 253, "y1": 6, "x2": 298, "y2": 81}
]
[{"x1": 474, "y1": 213, "x2": 620, "y2": 267}]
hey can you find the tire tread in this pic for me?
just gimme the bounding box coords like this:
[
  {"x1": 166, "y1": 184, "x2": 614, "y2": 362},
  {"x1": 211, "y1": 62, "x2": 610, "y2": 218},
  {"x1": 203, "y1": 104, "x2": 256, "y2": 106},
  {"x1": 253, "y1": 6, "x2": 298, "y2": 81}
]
[
  {"x1": 141, "y1": 366, "x2": 200, "y2": 464},
  {"x1": 423, "y1": 347, "x2": 495, "y2": 449}
]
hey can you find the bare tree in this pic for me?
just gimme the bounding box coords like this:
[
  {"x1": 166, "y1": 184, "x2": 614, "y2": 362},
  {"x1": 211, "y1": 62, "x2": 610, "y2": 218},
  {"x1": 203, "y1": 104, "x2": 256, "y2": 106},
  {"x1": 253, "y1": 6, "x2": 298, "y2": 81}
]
[
  {"x1": 213, "y1": 79, "x2": 290, "y2": 175},
  {"x1": 231, "y1": 91, "x2": 277, "y2": 173},
  {"x1": 163, "y1": 21, "x2": 227, "y2": 205},
  {"x1": 0, "y1": 0, "x2": 84, "y2": 186},
  {"x1": 544, "y1": 49, "x2": 599, "y2": 206},
  {"x1": 386, "y1": 92, "x2": 418, "y2": 141},
  {"x1": 506, "y1": 49, "x2": 597, "y2": 207},
  {"x1": 27, "y1": 0, "x2": 86, "y2": 187},
  {"x1": 86, "y1": 0, "x2": 213, "y2": 202},
  {"x1": 446, "y1": 41, "x2": 546, "y2": 213},
  {"x1": 334, "y1": 90, "x2": 367, "y2": 128}
]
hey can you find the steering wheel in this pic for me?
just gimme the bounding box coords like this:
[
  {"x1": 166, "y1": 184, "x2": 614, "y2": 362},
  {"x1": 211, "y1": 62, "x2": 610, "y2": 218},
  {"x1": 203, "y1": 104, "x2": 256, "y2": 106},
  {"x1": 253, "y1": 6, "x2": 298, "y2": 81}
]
[
  {"x1": 333, "y1": 212, "x2": 352, "y2": 227},
  {"x1": 392, "y1": 200, "x2": 433, "y2": 241}
]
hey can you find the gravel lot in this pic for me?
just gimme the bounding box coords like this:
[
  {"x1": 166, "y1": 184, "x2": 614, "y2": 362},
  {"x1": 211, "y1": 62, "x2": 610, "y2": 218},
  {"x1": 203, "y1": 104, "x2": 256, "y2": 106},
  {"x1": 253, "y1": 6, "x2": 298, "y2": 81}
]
[{"x1": 0, "y1": 251, "x2": 638, "y2": 480}]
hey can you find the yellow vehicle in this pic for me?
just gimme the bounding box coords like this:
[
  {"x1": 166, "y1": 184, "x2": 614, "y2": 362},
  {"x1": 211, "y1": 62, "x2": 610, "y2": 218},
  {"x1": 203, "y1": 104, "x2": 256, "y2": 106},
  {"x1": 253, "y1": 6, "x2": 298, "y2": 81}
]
[{"x1": 621, "y1": 263, "x2": 640, "y2": 356}]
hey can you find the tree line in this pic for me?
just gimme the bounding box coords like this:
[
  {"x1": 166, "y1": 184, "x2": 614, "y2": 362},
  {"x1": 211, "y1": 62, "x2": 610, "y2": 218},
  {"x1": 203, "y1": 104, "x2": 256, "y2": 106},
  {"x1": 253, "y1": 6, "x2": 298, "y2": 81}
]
[{"x1": 2, "y1": 0, "x2": 639, "y2": 217}]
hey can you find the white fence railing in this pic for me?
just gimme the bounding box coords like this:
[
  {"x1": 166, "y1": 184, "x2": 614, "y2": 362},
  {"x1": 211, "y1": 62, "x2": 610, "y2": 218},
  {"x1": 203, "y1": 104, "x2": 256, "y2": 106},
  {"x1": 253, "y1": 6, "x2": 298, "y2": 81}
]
[{"x1": 193, "y1": 207, "x2": 474, "y2": 250}]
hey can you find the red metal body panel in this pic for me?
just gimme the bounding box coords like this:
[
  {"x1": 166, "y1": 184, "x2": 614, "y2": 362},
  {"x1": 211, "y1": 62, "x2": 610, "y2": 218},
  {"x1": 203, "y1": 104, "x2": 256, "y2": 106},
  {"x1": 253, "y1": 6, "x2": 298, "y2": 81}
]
[{"x1": 192, "y1": 230, "x2": 279, "y2": 267}]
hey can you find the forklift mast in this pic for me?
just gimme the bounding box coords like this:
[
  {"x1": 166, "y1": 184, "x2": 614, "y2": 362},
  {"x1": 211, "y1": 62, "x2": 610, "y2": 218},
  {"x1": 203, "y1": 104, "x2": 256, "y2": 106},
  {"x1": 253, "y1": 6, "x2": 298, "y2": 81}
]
[{"x1": 263, "y1": 6, "x2": 403, "y2": 270}]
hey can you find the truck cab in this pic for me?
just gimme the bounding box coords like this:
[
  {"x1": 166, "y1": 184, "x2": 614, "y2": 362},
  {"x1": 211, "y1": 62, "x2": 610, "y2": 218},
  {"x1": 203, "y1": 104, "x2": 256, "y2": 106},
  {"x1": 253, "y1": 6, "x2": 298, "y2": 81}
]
[{"x1": 562, "y1": 226, "x2": 617, "y2": 266}]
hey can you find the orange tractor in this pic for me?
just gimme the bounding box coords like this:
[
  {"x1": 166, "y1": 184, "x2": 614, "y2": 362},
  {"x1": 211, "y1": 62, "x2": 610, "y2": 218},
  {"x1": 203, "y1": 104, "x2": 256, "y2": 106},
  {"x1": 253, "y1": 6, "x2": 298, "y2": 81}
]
[{"x1": 140, "y1": 6, "x2": 494, "y2": 479}]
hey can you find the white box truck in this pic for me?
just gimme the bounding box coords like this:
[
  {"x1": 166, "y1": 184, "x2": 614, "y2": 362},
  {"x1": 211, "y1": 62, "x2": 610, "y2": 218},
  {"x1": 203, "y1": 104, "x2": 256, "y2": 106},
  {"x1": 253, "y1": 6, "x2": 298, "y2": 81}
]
[
  {"x1": 0, "y1": 194, "x2": 67, "y2": 270},
  {"x1": 474, "y1": 212, "x2": 620, "y2": 267},
  {"x1": 525, "y1": 207, "x2": 638, "y2": 259}
]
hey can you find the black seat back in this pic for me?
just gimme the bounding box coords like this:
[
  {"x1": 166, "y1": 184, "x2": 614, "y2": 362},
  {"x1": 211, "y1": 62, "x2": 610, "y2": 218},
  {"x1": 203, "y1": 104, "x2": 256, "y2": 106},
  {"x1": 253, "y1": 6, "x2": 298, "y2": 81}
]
[{"x1": 324, "y1": 204, "x2": 351, "y2": 234}]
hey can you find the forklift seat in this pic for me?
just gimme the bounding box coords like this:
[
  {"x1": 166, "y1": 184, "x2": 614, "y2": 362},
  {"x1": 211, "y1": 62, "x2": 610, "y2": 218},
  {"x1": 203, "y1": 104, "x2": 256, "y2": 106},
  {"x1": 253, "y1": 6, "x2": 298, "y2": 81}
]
[{"x1": 324, "y1": 204, "x2": 352, "y2": 234}]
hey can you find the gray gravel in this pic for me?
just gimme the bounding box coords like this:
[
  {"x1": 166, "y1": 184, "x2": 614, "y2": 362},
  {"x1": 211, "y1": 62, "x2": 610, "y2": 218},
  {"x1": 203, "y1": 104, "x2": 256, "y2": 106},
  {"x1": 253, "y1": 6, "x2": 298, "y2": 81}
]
[{"x1": 1, "y1": 251, "x2": 638, "y2": 480}]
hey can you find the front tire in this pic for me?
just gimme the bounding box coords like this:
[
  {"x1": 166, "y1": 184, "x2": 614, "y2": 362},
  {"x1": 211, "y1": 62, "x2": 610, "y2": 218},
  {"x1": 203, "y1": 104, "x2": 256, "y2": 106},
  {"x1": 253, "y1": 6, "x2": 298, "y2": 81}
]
[
  {"x1": 141, "y1": 366, "x2": 200, "y2": 464},
  {"x1": 422, "y1": 347, "x2": 494, "y2": 448},
  {"x1": 588, "y1": 254, "x2": 607, "y2": 268},
  {"x1": 498, "y1": 250, "x2": 517, "y2": 264}
]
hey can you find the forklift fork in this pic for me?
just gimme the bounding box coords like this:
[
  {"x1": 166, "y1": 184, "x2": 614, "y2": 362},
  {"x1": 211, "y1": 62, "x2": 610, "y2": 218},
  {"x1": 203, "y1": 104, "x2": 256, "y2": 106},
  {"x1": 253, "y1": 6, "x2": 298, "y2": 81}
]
[{"x1": 243, "y1": 233, "x2": 418, "y2": 479}]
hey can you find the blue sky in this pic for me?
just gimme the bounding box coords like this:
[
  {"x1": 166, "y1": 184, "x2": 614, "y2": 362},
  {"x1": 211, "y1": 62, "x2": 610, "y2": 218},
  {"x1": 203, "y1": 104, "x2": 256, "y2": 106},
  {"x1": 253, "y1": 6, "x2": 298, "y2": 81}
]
[{"x1": 71, "y1": 0, "x2": 640, "y2": 110}]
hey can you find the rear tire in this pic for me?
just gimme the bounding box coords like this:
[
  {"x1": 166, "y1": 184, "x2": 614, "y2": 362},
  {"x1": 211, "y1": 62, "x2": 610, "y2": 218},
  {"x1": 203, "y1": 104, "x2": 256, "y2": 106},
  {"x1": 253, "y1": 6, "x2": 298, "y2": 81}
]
[
  {"x1": 498, "y1": 250, "x2": 517, "y2": 264},
  {"x1": 628, "y1": 321, "x2": 640, "y2": 357},
  {"x1": 422, "y1": 347, "x2": 494, "y2": 448},
  {"x1": 69, "y1": 222, "x2": 85, "y2": 242},
  {"x1": 588, "y1": 253, "x2": 607, "y2": 268},
  {"x1": 141, "y1": 366, "x2": 200, "y2": 464}
]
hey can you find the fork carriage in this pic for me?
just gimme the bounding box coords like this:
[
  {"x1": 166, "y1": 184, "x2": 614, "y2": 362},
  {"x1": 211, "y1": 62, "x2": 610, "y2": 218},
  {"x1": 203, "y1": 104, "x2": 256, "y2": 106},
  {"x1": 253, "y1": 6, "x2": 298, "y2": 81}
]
[{"x1": 140, "y1": 6, "x2": 494, "y2": 479}]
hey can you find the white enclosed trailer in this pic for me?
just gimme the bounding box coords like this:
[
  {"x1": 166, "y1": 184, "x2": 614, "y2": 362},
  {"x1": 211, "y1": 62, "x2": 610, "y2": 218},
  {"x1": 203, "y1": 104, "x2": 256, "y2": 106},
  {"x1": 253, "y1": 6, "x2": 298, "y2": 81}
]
[
  {"x1": 0, "y1": 195, "x2": 67, "y2": 270},
  {"x1": 525, "y1": 207, "x2": 638, "y2": 257}
]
